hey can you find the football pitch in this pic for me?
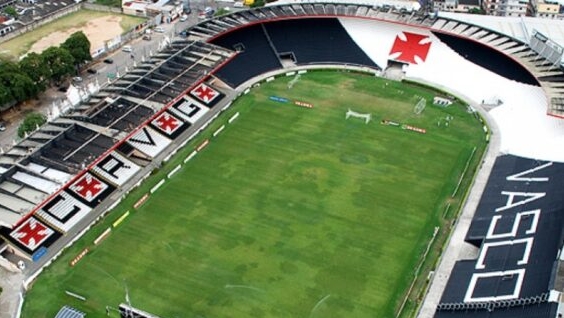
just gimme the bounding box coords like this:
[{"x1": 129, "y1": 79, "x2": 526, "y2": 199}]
[{"x1": 22, "y1": 71, "x2": 487, "y2": 317}]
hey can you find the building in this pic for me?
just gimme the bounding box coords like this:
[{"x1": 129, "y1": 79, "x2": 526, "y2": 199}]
[
  {"x1": 434, "y1": 0, "x2": 482, "y2": 13},
  {"x1": 122, "y1": 0, "x2": 149, "y2": 17},
  {"x1": 0, "y1": 0, "x2": 15, "y2": 10},
  {"x1": 482, "y1": 0, "x2": 529, "y2": 16},
  {"x1": 456, "y1": 0, "x2": 482, "y2": 12},
  {"x1": 434, "y1": 0, "x2": 458, "y2": 12},
  {"x1": 122, "y1": 0, "x2": 183, "y2": 22},
  {"x1": 528, "y1": 0, "x2": 561, "y2": 18}
]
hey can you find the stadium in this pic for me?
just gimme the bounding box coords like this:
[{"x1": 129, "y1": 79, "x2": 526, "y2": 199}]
[{"x1": 0, "y1": 1, "x2": 563, "y2": 318}]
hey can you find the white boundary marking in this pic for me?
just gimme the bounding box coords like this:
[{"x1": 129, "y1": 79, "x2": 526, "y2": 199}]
[{"x1": 150, "y1": 179, "x2": 166, "y2": 194}]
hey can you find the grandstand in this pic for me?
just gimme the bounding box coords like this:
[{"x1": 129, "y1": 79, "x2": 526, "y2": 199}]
[
  {"x1": 0, "y1": 2, "x2": 563, "y2": 318},
  {"x1": 0, "y1": 40, "x2": 234, "y2": 262}
]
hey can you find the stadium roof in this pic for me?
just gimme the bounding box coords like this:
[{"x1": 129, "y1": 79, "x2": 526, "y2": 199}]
[{"x1": 438, "y1": 12, "x2": 564, "y2": 54}]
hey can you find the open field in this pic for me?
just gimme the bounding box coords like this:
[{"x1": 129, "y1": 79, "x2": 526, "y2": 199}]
[
  {"x1": 22, "y1": 71, "x2": 487, "y2": 317},
  {"x1": 0, "y1": 10, "x2": 145, "y2": 60}
]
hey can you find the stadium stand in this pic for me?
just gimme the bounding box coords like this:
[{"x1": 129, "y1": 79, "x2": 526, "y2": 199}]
[
  {"x1": 210, "y1": 24, "x2": 282, "y2": 87},
  {"x1": 435, "y1": 155, "x2": 564, "y2": 318},
  {"x1": 264, "y1": 18, "x2": 378, "y2": 67},
  {"x1": 431, "y1": 32, "x2": 539, "y2": 85},
  {"x1": 0, "y1": 40, "x2": 233, "y2": 260},
  {"x1": 0, "y1": 5, "x2": 562, "y2": 318}
]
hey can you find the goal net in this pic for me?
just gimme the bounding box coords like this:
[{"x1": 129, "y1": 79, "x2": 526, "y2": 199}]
[{"x1": 345, "y1": 109, "x2": 371, "y2": 124}]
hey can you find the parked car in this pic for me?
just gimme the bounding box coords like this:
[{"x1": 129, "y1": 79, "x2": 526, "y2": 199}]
[
  {"x1": 180, "y1": 14, "x2": 188, "y2": 22},
  {"x1": 103, "y1": 58, "x2": 114, "y2": 64},
  {"x1": 72, "y1": 76, "x2": 82, "y2": 83},
  {"x1": 122, "y1": 45, "x2": 133, "y2": 53},
  {"x1": 154, "y1": 27, "x2": 165, "y2": 33},
  {"x1": 0, "y1": 121, "x2": 6, "y2": 132},
  {"x1": 143, "y1": 35, "x2": 151, "y2": 41},
  {"x1": 86, "y1": 68, "x2": 97, "y2": 74}
]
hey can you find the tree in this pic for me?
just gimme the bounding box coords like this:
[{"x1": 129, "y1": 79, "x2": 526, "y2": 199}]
[
  {"x1": 3, "y1": 6, "x2": 17, "y2": 18},
  {"x1": 61, "y1": 31, "x2": 92, "y2": 67},
  {"x1": 41, "y1": 47, "x2": 75, "y2": 84},
  {"x1": 0, "y1": 83, "x2": 13, "y2": 106},
  {"x1": 250, "y1": 0, "x2": 265, "y2": 7},
  {"x1": 18, "y1": 112, "x2": 46, "y2": 138},
  {"x1": 6, "y1": 73, "x2": 37, "y2": 102},
  {"x1": 0, "y1": 60, "x2": 36, "y2": 103},
  {"x1": 19, "y1": 52, "x2": 50, "y2": 91},
  {"x1": 214, "y1": 7, "x2": 230, "y2": 16},
  {"x1": 468, "y1": 7, "x2": 485, "y2": 14}
]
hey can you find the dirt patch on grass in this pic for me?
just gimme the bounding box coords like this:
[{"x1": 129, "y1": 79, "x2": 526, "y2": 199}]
[{"x1": 28, "y1": 15, "x2": 123, "y2": 54}]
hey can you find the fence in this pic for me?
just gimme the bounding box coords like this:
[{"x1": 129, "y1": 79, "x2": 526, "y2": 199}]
[
  {"x1": 0, "y1": 2, "x2": 127, "y2": 45},
  {"x1": 82, "y1": 2, "x2": 122, "y2": 13},
  {"x1": 0, "y1": 3, "x2": 82, "y2": 44}
]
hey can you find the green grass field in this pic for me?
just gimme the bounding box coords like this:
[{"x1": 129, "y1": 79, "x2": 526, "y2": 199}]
[
  {"x1": 22, "y1": 71, "x2": 487, "y2": 318},
  {"x1": 0, "y1": 10, "x2": 145, "y2": 60}
]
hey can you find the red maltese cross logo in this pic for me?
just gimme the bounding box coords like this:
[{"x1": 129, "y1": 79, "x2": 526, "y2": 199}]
[
  {"x1": 11, "y1": 218, "x2": 54, "y2": 250},
  {"x1": 389, "y1": 32, "x2": 431, "y2": 64},
  {"x1": 153, "y1": 112, "x2": 181, "y2": 135},
  {"x1": 191, "y1": 83, "x2": 219, "y2": 104},
  {"x1": 71, "y1": 173, "x2": 107, "y2": 201}
]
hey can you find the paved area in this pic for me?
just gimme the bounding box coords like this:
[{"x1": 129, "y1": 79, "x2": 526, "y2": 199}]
[{"x1": 0, "y1": 267, "x2": 24, "y2": 318}]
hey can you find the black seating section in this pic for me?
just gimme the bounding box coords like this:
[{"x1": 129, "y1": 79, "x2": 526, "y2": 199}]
[
  {"x1": 435, "y1": 302, "x2": 558, "y2": 318},
  {"x1": 435, "y1": 155, "x2": 564, "y2": 318},
  {"x1": 264, "y1": 18, "x2": 377, "y2": 67},
  {"x1": 39, "y1": 125, "x2": 115, "y2": 168},
  {"x1": 432, "y1": 31, "x2": 540, "y2": 86},
  {"x1": 211, "y1": 24, "x2": 282, "y2": 87},
  {"x1": 211, "y1": 18, "x2": 380, "y2": 87}
]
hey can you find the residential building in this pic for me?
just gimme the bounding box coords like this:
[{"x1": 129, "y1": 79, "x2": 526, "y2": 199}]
[
  {"x1": 434, "y1": 0, "x2": 481, "y2": 12},
  {"x1": 456, "y1": 0, "x2": 482, "y2": 12},
  {"x1": 528, "y1": 0, "x2": 561, "y2": 18},
  {"x1": 482, "y1": 0, "x2": 528, "y2": 16}
]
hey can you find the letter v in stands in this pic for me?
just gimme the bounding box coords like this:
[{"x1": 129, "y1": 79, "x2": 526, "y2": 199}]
[
  {"x1": 389, "y1": 31, "x2": 432, "y2": 65},
  {"x1": 127, "y1": 126, "x2": 172, "y2": 158},
  {"x1": 189, "y1": 83, "x2": 223, "y2": 107}
]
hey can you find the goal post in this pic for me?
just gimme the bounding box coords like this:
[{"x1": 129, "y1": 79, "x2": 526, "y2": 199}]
[
  {"x1": 345, "y1": 109, "x2": 371, "y2": 124},
  {"x1": 413, "y1": 98, "x2": 426, "y2": 115}
]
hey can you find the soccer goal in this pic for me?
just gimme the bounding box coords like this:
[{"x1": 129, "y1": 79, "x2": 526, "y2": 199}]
[
  {"x1": 287, "y1": 74, "x2": 301, "y2": 89},
  {"x1": 345, "y1": 109, "x2": 371, "y2": 124},
  {"x1": 413, "y1": 97, "x2": 426, "y2": 115}
]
